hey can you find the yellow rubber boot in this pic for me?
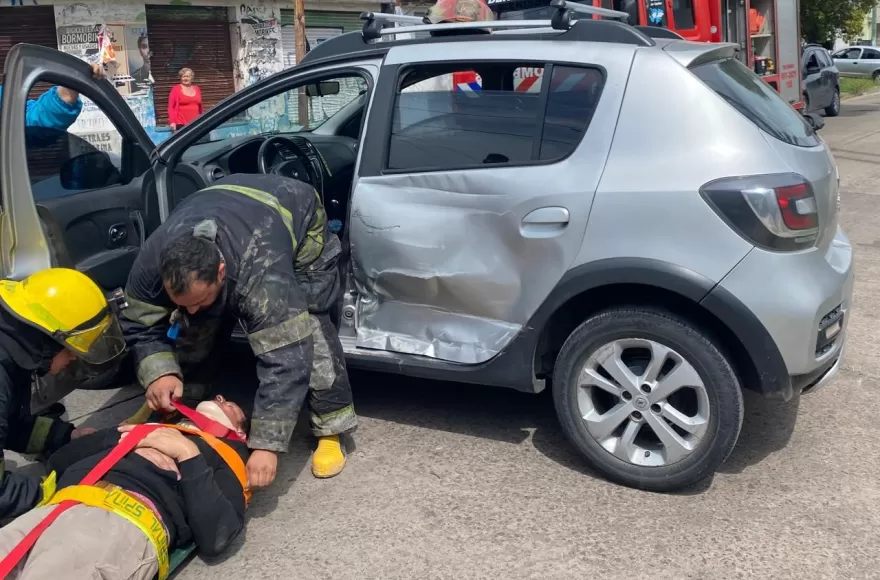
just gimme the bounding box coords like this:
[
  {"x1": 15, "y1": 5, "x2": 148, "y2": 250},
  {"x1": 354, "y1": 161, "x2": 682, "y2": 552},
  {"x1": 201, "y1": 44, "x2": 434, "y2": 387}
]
[{"x1": 312, "y1": 435, "x2": 346, "y2": 478}]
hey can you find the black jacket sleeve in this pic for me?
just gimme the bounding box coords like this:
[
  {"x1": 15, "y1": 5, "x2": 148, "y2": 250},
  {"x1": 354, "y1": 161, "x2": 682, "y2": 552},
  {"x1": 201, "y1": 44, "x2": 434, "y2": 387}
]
[
  {"x1": 235, "y1": 221, "x2": 315, "y2": 453},
  {"x1": 0, "y1": 366, "x2": 50, "y2": 519},
  {"x1": 177, "y1": 450, "x2": 246, "y2": 557},
  {"x1": 46, "y1": 428, "x2": 117, "y2": 477},
  {"x1": 120, "y1": 251, "x2": 180, "y2": 389}
]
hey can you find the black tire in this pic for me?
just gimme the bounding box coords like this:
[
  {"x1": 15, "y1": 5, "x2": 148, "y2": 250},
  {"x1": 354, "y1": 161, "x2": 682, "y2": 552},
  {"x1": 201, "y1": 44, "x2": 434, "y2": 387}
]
[
  {"x1": 552, "y1": 307, "x2": 744, "y2": 492},
  {"x1": 825, "y1": 87, "x2": 841, "y2": 117},
  {"x1": 873, "y1": 70, "x2": 880, "y2": 83}
]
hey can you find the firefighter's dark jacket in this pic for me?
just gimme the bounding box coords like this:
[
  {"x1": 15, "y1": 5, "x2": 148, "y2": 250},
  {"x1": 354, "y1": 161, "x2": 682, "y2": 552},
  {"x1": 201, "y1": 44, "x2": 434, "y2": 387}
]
[
  {"x1": 122, "y1": 174, "x2": 338, "y2": 453},
  {"x1": 0, "y1": 310, "x2": 76, "y2": 520}
]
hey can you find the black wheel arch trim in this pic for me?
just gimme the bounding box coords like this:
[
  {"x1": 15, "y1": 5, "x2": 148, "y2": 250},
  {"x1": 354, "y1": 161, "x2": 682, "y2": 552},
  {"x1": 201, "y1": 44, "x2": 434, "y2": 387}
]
[{"x1": 344, "y1": 257, "x2": 792, "y2": 399}]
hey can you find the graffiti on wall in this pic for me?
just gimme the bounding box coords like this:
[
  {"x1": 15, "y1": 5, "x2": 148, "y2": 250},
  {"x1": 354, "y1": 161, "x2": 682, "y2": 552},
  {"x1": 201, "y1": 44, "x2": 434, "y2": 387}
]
[{"x1": 236, "y1": 2, "x2": 283, "y2": 87}]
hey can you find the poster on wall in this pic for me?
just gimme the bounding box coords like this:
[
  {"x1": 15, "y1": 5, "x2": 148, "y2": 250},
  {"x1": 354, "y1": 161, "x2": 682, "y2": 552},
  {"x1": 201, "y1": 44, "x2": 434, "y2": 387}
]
[{"x1": 124, "y1": 25, "x2": 152, "y2": 95}]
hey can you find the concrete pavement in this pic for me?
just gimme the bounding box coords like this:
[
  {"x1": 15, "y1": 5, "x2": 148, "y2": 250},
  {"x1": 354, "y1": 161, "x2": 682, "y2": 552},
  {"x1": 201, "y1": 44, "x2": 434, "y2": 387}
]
[{"x1": 48, "y1": 94, "x2": 880, "y2": 580}]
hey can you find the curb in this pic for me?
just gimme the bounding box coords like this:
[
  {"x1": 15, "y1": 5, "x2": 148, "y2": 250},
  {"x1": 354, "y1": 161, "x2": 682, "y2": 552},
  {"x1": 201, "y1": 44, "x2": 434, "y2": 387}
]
[{"x1": 841, "y1": 88, "x2": 880, "y2": 102}]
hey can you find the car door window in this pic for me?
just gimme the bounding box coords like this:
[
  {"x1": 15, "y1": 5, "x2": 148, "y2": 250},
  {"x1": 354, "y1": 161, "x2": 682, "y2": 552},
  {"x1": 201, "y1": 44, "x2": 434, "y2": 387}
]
[
  {"x1": 805, "y1": 51, "x2": 820, "y2": 71},
  {"x1": 387, "y1": 63, "x2": 605, "y2": 172},
  {"x1": 842, "y1": 48, "x2": 862, "y2": 59},
  {"x1": 27, "y1": 123, "x2": 124, "y2": 202},
  {"x1": 817, "y1": 50, "x2": 833, "y2": 68},
  {"x1": 862, "y1": 48, "x2": 880, "y2": 60}
]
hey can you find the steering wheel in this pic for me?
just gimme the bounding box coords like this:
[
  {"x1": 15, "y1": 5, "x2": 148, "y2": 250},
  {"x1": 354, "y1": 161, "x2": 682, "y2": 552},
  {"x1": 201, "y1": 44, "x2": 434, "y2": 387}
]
[{"x1": 257, "y1": 136, "x2": 321, "y2": 187}]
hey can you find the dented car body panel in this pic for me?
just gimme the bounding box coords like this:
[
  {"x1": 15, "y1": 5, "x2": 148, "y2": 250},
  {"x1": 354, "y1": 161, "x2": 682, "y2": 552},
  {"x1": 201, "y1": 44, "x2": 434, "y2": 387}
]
[{"x1": 346, "y1": 41, "x2": 635, "y2": 364}]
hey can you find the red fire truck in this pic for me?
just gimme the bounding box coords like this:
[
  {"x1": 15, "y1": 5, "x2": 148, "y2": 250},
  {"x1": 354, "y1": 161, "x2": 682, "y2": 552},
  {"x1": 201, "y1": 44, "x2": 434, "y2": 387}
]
[{"x1": 488, "y1": 0, "x2": 805, "y2": 110}]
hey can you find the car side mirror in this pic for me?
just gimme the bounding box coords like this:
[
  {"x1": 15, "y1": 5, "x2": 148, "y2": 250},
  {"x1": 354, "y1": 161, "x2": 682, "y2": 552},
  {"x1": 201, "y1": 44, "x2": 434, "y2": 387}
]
[
  {"x1": 803, "y1": 112, "x2": 825, "y2": 132},
  {"x1": 60, "y1": 151, "x2": 122, "y2": 190},
  {"x1": 305, "y1": 81, "x2": 340, "y2": 98}
]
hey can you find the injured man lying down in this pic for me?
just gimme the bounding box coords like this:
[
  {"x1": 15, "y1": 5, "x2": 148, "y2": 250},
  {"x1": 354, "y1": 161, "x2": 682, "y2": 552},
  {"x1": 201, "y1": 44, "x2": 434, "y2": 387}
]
[{"x1": 0, "y1": 395, "x2": 251, "y2": 580}]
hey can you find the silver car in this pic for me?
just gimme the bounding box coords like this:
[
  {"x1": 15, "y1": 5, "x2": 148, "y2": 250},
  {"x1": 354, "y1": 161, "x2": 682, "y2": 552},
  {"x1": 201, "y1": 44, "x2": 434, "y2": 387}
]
[
  {"x1": 832, "y1": 45, "x2": 880, "y2": 80},
  {"x1": 0, "y1": 7, "x2": 852, "y2": 492}
]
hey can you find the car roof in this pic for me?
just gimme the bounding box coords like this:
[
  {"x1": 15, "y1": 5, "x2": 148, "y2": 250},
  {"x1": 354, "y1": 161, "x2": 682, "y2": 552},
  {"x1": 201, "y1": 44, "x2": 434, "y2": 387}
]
[{"x1": 301, "y1": 13, "x2": 735, "y2": 72}]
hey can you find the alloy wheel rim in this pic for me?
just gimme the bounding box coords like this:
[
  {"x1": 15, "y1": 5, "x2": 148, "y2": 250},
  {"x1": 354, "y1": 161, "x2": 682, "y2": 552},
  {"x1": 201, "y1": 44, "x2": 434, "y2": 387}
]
[{"x1": 576, "y1": 338, "x2": 710, "y2": 467}]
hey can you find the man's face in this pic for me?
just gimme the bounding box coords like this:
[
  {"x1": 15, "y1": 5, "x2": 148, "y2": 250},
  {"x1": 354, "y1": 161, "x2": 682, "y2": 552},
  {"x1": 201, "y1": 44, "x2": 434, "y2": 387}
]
[
  {"x1": 165, "y1": 263, "x2": 225, "y2": 315},
  {"x1": 139, "y1": 39, "x2": 150, "y2": 60},
  {"x1": 49, "y1": 349, "x2": 76, "y2": 375}
]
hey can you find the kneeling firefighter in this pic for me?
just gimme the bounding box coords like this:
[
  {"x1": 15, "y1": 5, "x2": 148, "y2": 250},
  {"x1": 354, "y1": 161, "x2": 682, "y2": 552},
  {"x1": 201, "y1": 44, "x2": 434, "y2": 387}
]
[
  {"x1": 121, "y1": 173, "x2": 357, "y2": 487},
  {"x1": 0, "y1": 268, "x2": 127, "y2": 520}
]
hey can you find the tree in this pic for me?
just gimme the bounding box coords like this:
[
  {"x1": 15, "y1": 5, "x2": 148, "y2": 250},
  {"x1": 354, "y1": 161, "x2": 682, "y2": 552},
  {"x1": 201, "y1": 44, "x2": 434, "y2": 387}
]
[{"x1": 801, "y1": 0, "x2": 876, "y2": 47}]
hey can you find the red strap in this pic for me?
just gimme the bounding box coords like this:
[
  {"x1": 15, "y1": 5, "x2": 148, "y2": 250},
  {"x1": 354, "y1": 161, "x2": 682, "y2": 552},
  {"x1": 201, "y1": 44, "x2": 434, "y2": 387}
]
[
  {"x1": 0, "y1": 424, "x2": 160, "y2": 579},
  {"x1": 170, "y1": 401, "x2": 245, "y2": 443}
]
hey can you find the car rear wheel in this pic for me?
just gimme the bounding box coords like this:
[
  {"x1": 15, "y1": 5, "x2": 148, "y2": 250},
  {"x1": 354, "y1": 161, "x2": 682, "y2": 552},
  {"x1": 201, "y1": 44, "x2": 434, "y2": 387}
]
[
  {"x1": 873, "y1": 70, "x2": 880, "y2": 83},
  {"x1": 825, "y1": 87, "x2": 841, "y2": 117},
  {"x1": 552, "y1": 307, "x2": 744, "y2": 492}
]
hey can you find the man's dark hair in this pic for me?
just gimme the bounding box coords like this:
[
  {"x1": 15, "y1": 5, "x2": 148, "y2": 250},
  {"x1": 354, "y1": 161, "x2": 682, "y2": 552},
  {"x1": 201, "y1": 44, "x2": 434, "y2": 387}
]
[{"x1": 159, "y1": 236, "x2": 222, "y2": 296}]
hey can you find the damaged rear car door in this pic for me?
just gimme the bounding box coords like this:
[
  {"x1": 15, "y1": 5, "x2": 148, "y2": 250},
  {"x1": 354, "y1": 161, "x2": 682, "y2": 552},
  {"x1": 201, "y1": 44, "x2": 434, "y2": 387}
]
[{"x1": 347, "y1": 43, "x2": 627, "y2": 364}]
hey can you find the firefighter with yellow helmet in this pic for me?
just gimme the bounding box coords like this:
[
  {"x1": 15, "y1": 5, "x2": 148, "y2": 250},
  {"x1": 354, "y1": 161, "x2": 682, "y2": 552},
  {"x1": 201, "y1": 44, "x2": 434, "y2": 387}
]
[{"x1": 0, "y1": 268, "x2": 126, "y2": 520}]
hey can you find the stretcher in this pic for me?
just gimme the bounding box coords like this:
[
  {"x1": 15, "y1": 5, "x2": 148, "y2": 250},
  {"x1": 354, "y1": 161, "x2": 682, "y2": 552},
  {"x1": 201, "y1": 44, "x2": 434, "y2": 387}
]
[{"x1": 0, "y1": 401, "x2": 250, "y2": 580}]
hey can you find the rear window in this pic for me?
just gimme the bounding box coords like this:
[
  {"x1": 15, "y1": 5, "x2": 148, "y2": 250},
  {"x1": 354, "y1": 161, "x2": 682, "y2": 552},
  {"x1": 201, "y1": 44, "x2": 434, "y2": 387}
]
[{"x1": 691, "y1": 57, "x2": 819, "y2": 148}]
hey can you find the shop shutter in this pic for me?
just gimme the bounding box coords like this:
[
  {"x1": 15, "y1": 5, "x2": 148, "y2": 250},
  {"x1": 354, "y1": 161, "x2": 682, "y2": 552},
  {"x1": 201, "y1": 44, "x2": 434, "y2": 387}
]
[
  {"x1": 0, "y1": 7, "x2": 58, "y2": 100},
  {"x1": 145, "y1": 5, "x2": 235, "y2": 127},
  {"x1": 280, "y1": 9, "x2": 377, "y2": 67}
]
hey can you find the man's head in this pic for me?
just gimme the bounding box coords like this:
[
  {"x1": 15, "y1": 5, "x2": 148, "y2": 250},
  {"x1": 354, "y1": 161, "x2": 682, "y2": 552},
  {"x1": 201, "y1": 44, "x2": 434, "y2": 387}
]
[
  {"x1": 137, "y1": 35, "x2": 150, "y2": 61},
  {"x1": 195, "y1": 395, "x2": 249, "y2": 440},
  {"x1": 426, "y1": 0, "x2": 493, "y2": 28},
  {"x1": 160, "y1": 235, "x2": 226, "y2": 314}
]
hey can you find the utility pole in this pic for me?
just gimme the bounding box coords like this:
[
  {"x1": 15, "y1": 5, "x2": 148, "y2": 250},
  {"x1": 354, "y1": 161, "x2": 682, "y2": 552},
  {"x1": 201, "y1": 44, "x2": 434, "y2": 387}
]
[
  {"x1": 294, "y1": 0, "x2": 310, "y2": 128},
  {"x1": 872, "y1": 3, "x2": 878, "y2": 47}
]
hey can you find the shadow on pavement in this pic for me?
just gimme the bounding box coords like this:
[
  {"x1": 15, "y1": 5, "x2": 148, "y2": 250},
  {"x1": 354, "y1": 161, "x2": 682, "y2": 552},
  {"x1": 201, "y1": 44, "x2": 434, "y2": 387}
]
[
  {"x1": 718, "y1": 390, "x2": 800, "y2": 474},
  {"x1": 347, "y1": 368, "x2": 801, "y2": 493}
]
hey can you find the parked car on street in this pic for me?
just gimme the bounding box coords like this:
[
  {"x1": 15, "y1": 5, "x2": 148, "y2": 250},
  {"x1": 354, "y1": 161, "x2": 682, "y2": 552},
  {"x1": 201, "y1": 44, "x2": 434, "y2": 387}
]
[
  {"x1": 0, "y1": 4, "x2": 852, "y2": 493},
  {"x1": 803, "y1": 44, "x2": 840, "y2": 116},
  {"x1": 832, "y1": 45, "x2": 880, "y2": 81}
]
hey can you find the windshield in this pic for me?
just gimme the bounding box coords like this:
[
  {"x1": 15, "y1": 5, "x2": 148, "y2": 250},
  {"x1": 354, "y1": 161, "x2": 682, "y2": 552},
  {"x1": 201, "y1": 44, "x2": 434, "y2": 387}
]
[{"x1": 208, "y1": 75, "x2": 367, "y2": 142}]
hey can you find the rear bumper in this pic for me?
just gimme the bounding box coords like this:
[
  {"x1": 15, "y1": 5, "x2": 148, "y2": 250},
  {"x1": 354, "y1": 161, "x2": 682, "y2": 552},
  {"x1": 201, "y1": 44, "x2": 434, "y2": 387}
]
[
  {"x1": 795, "y1": 339, "x2": 846, "y2": 395},
  {"x1": 716, "y1": 227, "x2": 854, "y2": 375}
]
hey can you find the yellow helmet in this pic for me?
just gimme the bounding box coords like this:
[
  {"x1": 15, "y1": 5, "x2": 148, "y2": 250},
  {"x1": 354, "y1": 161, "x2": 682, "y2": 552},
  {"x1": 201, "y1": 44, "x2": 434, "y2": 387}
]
[{"x1": 0, "y1": 268, "x2": 125, "y2": 365}]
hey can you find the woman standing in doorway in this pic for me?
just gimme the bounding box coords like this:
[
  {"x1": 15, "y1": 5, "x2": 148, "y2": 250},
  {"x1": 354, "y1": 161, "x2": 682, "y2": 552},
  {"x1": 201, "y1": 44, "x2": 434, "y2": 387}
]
[{"x1": 168, "y1": 67, "x2": 203, "y2": 132}]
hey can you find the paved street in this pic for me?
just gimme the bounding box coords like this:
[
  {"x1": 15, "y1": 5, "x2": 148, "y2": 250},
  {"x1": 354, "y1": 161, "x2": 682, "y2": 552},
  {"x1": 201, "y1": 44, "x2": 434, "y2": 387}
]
[{"x1": 49, "y1": 93, "x2": 880, "y2": 580}]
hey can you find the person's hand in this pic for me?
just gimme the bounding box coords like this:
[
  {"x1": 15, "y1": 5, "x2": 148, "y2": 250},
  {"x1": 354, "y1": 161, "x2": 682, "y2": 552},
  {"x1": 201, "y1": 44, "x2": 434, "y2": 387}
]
[
  {"x1": 71, "y1": 427, "x2": 98, "y2": 440},
  {"x1": 119, "y1": 425, "x2": 199, "y2": 462},
  {"x1": 145, "y1": 375, "x2": 183, "y2": 412},
  {"x1": 170, "y1": 123, "x2": 177, "y2": 131},
  {"x1": 90, "y1": 63, "x2": 106, "y2": 80},
  {"x1": 134, "y1": 448, "x2": 181, "y2": 480},
  {"x1": 246, "y1": 449, "x2": 277, "y2": 488}
]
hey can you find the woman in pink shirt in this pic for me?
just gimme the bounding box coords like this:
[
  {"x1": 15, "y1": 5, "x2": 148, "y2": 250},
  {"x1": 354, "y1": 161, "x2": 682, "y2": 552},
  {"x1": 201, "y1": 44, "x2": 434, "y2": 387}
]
[{"x1": 168, "y1": 67, "x2": 203, "y2": 132}]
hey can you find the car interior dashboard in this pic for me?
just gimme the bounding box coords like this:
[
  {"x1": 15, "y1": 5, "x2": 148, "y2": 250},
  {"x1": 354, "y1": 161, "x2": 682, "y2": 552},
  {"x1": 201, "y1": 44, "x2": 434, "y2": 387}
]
[{"x1": 165, "y1": 132, "x2": 358, "y2": 233}]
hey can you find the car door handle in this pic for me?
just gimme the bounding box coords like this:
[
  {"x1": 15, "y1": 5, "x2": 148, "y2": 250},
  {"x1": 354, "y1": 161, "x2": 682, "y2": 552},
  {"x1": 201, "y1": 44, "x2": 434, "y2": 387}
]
[
  {"x1": 108, "y1": 223, "x2": 127, "y2": 246},
  {"x1": 521, "y1": 207, "x2": 570, "y2": 238}
]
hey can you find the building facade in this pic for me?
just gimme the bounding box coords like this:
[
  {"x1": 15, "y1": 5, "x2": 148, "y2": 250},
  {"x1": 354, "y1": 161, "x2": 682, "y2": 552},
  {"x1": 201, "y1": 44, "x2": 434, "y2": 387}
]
[{"x1": 0, "y1": 0, "x2": 381, "y2": 150}]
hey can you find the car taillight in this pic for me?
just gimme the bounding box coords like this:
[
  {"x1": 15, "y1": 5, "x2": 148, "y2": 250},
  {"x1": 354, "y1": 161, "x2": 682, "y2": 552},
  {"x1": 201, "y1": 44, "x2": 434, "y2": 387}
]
[{"x1": 700, "y1": 173, "x2": 820, "y2": 251}]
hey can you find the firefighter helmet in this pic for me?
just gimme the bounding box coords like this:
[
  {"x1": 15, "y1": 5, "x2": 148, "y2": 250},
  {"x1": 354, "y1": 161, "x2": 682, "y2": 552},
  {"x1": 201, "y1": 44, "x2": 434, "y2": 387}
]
[{"x1": 0, "y1": 268, "x2": 126, "y2": 364}]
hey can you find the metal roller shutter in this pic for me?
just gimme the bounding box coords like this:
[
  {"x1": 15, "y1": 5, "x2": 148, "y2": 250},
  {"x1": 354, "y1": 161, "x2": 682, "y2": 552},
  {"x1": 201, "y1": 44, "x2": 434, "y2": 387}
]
[
  {"x1": 0, "y1": 7, "x2": 58, "y2": 100},
  {"x1": 280, "y1": 9, "x2": 373, "y2": 67},
  {"x1": 145, "y1": 5, "x2": 235, "y2": 127}
]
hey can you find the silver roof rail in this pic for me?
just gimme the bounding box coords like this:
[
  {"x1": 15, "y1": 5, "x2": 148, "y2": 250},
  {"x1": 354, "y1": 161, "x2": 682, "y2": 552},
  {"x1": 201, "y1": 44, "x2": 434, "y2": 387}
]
[
  {"x1": 360, "y1": 12, "x2": 554, "y2": 40},
  {"x1": 549, "y1": 0, "x2": 629, "y2": 21},
  {"x1": 361, "y1": 1, "x2": 631, "y2": 41}
]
